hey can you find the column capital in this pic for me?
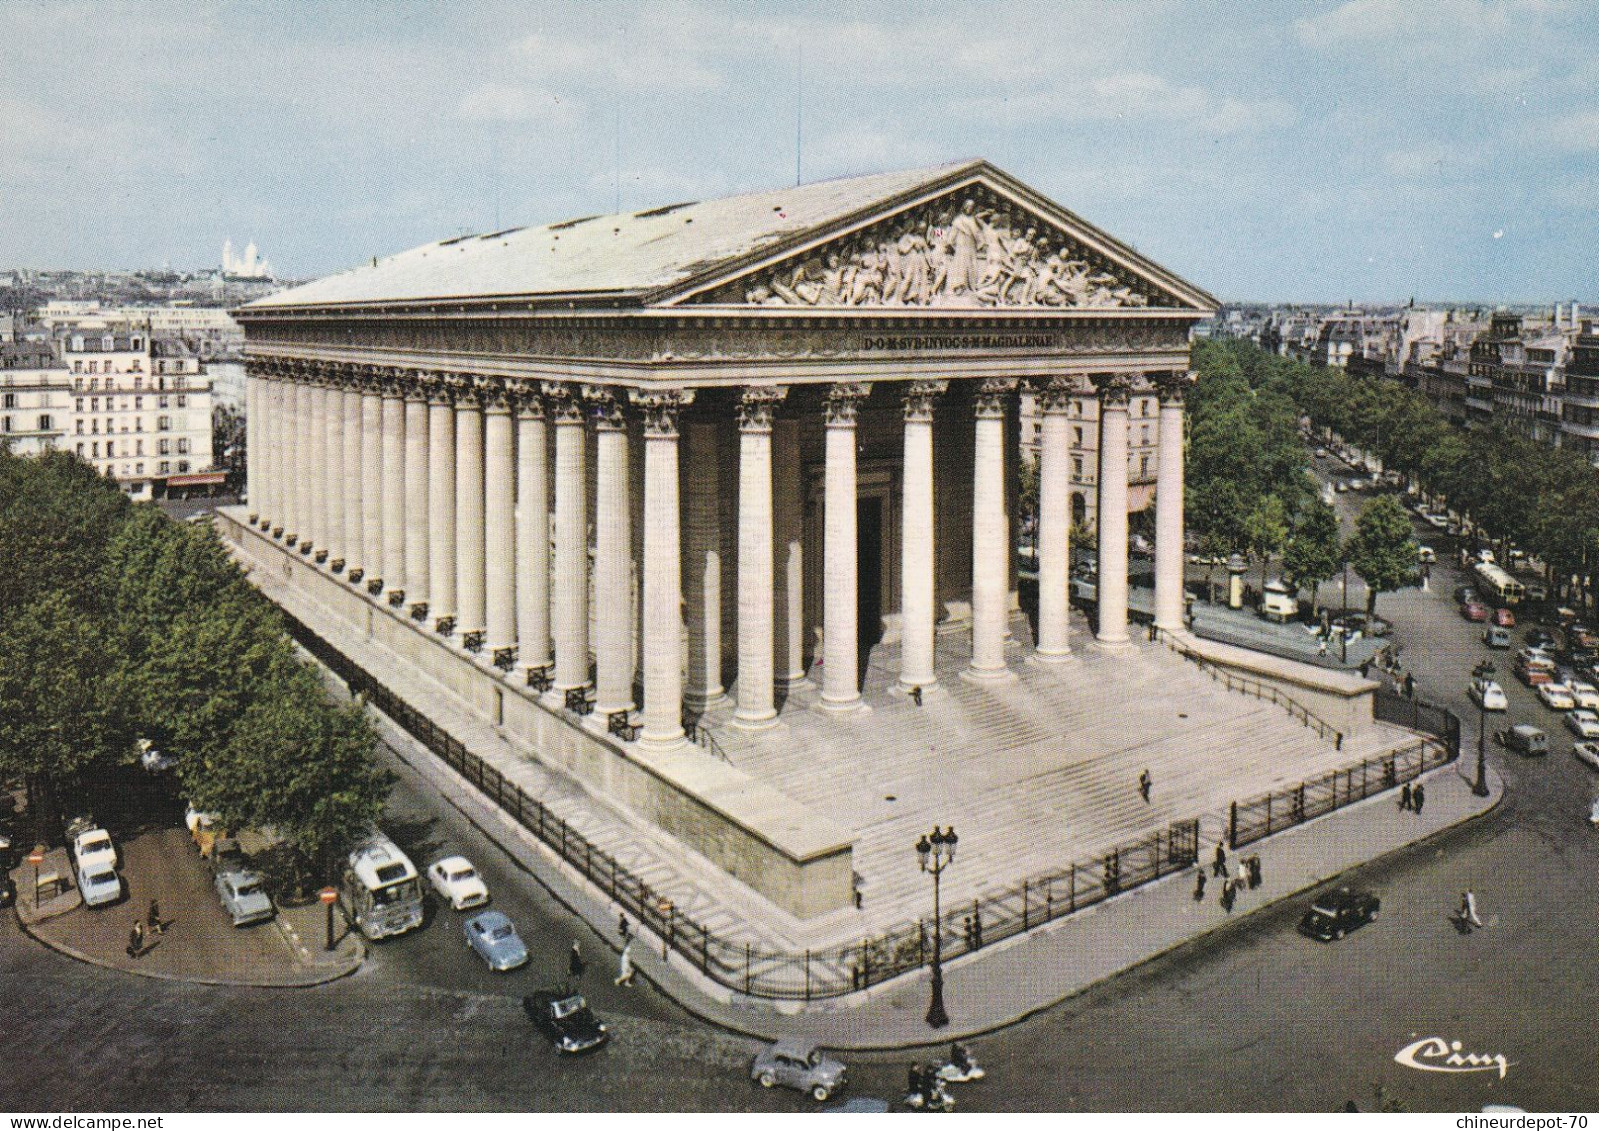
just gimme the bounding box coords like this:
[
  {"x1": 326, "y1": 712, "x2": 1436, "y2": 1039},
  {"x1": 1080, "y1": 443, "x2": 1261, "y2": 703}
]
[
  {"x1": 737, "y1": 385, "x2": 788, "y2": 432},
  {"x1": 542, "y1": 382, "x2": 585, "y2": 424},
  {"x1": 514, "y1": 383, "x2": 546, "y2": 420},
  {"x1": 974, "y1": 376, "x2": 1019, "y2": 419},
  {"x1": 449, "y1": 374, "x2": 484, "y2": 408},
  {"x1": 1155, "y1": 369, "x2": 1194, "y2": 404},
  {"x1": 402, "y1": 371, "x2": 431, "y2": 402},
  {"x1": 1093, "y1": 372, "x2": 1133, "y2": 406},
  {"x1": 630, "y1": 388, "x2": 693, "y2": 436},
  {"x1": 480, "y1": 378, "x2": 516, "y2": 414},
  {"x1": 823, "y1": 381, "x2": 869, "y2": 426},
  {"x1": 1033, "y1": 376, "x2": 1075, "y2": 414},
  {"x1": 901, "y1": 379, "x2": 948, "y2": 423},
  {"x1": 584, "y1": 386, "x2": 627, "y2": 430}
]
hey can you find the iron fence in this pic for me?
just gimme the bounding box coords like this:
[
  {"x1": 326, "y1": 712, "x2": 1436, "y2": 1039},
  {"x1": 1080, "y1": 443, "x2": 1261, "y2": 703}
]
[
  {"x1": 1227, "y1": 736, "x2": 1454, "y2": 849},
  {"x1": 1374, "y1": 688, "x2": 1461, "y2": 757},
  {"x1": 1155, "y1": 628, "x2": 1345, "y2": 749}
]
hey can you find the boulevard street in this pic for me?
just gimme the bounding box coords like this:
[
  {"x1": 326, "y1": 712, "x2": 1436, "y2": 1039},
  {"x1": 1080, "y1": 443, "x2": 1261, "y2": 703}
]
[{"x1": 6, "y1": 464, "x2": 1599, "y2": 1111}]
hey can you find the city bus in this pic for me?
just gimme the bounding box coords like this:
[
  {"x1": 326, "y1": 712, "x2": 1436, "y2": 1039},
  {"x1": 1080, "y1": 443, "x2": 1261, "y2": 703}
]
[
  {"x1": 340, "y1": 832, "x2": 424, "y2": 940},
  {"x1": 1473, "y1": 562, "x2": 1526, "y2": 607}
]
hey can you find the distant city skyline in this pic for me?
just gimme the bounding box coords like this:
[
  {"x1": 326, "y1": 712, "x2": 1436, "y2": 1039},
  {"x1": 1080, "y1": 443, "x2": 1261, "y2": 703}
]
[{"x1": 3, "y1": 0, "x2": 1595, "y2": 303}]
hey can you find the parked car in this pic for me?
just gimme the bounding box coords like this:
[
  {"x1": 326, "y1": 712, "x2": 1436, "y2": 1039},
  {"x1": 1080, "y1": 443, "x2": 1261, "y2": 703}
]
[
  {"x1": 1539, "y1": 682, "x2": 1577, "y2": 711},
  {"x1": 751, "y1": 1038, "x2": 849, "y2": 1103},
  {"x1": 522, "y1": 990, "x2": 610, "y2": 1055},
  {"x1": 1573, "y1": 741, "x2": 1599, "y2": 771},
  {"x1": 76, "y1": 862, "x2": 122, "y2": 907},
  {"x1": 1500, "y1": 723, "x2": 1549, "y2": 756},
  {"x1": 1297, "y1": 887, "x2": 1380, "y2": 941},
  {"x1": 1568, "y1": 679, "x2": 1599, "y2": 710},
  {"x1": 1526, "y1": 628, "x2": 1557, "y2": 649},
  {"x1": 1483, "y1": 626, "x2": 1513, "y2": 649},
  {"x1": 1424, "y1": 512, "x2": 1451, "y2": 530},
  {"x1": 1461, "y1": 602, "x2": 1490, "y2": 623},
  {"x1": 1568, "y1": 710, "x2": 1599, "y2": 740},
  {"x1": 465, "y1": 910, "x2": 529, "y2": 971},
  {"x1": 214, "y1": 866, "x2": 275, "y2": 927},
  {"x1": 1417, "y1": 546, "x2": 1437, "y2": 564},
  {"x1": 1470, "y1": 679, "x2": 1509, "y2": 711},
  {"x1": 1493, "y1": 607, "x2": 1516, "y2": 628},
  {"x1": 68, "y1": 819, "x2": 117, "y2": 874},
  {"x1": 428, "y1": 855, "x2": 490, "y2": 911}
]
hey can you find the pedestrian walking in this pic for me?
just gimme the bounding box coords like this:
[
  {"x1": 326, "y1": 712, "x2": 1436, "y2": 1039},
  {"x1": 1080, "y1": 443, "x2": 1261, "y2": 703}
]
[
  {"x1": 1317, "y1": 637, "x2": 1328, "y2": 657},
  {"x1": 1213, "y1": 841, "x2": 1228, "y2": 878},
  {"x1": 1220, "y1": 878, "x2": 1236, "y2": 913},
  {"x1": 1404, "y1": 672, "x2": 1415, "y2": 699},
  {"x1": 568, "y1": 940, "x2": 586, "y2": 979},
  {"x1": 127, "y1": 920, "x2": 145, "y2": 958},
  {"x1": 618, "y1": 913, "x2": 631, "y2": 943},
  {"x1": 615, "y1": 940, "x2": 635, "y2": 986},
  {"x1": 1193, "y1": 867, "x2": 1207, "y2": 901},
  {"x1": 962, "y1": 915, "x2": 974, "y2": 949},
  {"x1": 1412, "y1": 782, "x2": 1425, "y2": 815},
  {"x1": 972, "y1": 909, "x2": 983, "y2": 949},
  {"x1": 1138, "y1": 769, "x2": 1152, "y2": 804},
  {"x1": 147, "y1": 898, "x2": 163, "y2": 935},
  {"x1": 1236, "y1": 861, "x2": 1249, "y2": 892},
  {"x1": 1248, "y1": 855, "x2": 1262, "y2": 890},
  {"x1": 1400, "y1": 783, "x2": 1412, "y2": 812},
  {"x1": 1460, "y1": 890, "x2": 1483, "y2": 930}
]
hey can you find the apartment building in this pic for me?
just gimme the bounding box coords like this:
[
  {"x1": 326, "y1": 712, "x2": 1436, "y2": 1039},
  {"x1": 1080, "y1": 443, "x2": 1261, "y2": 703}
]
[{"x1": 0, "y1": 341, "x2": 72, "y2": 456}]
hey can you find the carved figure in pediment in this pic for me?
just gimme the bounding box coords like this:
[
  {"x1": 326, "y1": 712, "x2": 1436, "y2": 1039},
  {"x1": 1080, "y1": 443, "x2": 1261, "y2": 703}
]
[
  {"x1": 894, "y1": 232, "x2": 931, "y2": 305},
  {"x1": 849, "y1": 243, "x2": 884, "y2": 305},
  {"x1": 878, "y1": 237, "x2": 903, "y2": 306},
  {"x1": 947, "y1": 199, "x2": 983, "y2": 294}
]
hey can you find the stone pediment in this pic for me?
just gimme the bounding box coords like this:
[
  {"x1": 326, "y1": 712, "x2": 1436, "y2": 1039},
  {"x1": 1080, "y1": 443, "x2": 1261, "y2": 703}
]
[{"x1": 666, "y1": 175, "x2": 1204, "y2": 313}]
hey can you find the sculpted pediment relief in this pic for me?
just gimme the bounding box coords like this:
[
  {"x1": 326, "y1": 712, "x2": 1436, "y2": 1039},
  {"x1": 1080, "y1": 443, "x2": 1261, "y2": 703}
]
[{"x1": 679, "y1": 184, "x2": 1176, "y2": 311}]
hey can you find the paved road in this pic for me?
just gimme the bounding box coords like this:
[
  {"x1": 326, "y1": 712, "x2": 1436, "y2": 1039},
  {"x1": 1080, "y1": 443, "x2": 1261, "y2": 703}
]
[{"x1": 7, "y1": 455, "x2": 1599, "y2": 1111}]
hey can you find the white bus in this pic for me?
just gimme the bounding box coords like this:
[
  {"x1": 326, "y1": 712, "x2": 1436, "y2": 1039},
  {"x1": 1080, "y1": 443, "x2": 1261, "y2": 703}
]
[
  {"x1": 1473, "y1": 561, "x2": 1526, "y2": 607},
  {"x1": 340, "y1": 832, "x2": 424, "y2": 940}
]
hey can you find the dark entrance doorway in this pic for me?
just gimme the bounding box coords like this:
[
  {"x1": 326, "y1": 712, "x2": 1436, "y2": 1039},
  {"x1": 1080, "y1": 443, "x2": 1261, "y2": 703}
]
[{"x1": 857, "y1": 497, "x2": 884, "y2": 688}]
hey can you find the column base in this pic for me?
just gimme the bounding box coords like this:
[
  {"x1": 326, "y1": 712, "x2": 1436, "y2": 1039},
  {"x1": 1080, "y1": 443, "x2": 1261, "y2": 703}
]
[
  {"x1": 491, "y1": 646, "x2": 517, "y2": 672},
  {"x1": 637, "y1": 730, "x2": 688, "y2": 752},
  {"x1": 434, "y1": 615, "x2": 455, "y2": 636},
  {"x1": 461, "y1": 629, "x2": 485, "y2": 654},
  {"x1": 777, "y1": 672, "x2": 814, "y2": 692},
  {"x1": 729, "y1": 708, "x2": 782, "y2": 732},
  {"x1": 962, "y1": 665, "x2": 1017, "y2": 685},
  {"x1": 814, "y1": 695, "x2": 870, "y2": 716},
  {"x1": 684, "y1": 690, "x2": 730, "y2": 713},
  {"x1": 1094, "y1": 634, "x2": 1134, "y2": 651},
  {"x1": 1030, "y1": 646, "x2": 1073, "y2": 665}
]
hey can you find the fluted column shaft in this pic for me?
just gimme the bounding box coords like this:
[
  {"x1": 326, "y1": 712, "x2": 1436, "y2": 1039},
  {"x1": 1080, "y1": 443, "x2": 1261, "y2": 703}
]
[
  {"x1": 516, "y1": 399, "x2": 552, "y2": 670},
  {"x1": 734, "y1": 389, "x2": 785, "y2": 726},
  {"x1": 683, "y1": 421, "x2": 724, "y2": 708},
  {"x1": 427, "y1": 392, "x2": 457, "y2": 625},
  {"x1": 308, "y1": 382, "x2": 329, "y2": 557},
  {"x1": 550, "y1": 389, "x2": 589, "y2": 691},
  {"x1": 325, "y1": 379, "x2": 346, "y2": 568},
  {"x1": 638, "y1": 392, "x2": 689, "y2": 746},
  {"x1": 341, "y1": 387, "x2": 363, "y2": 575},
  {"x1": 380, "y1": 384, "x2": 406, "y2": 597},
  {"x1": 245, "y1": 371, "x2": 259, "y2": 519},
  {"x1": 773, "y1": 419, "x2": 806, "y2": 686},
  {"x1": 1035, "y1": 382, "x2": 1073, "y2": 659},
  {"x1": 454, "y1": 394, "x2": 486, "y2": 634},
  {"x1": 969, "y1": 379, "x2": 1014, "y2": 678},
  {"x1": 1096, "y1": 377, "x2": 1132, "y2": 645},
  {"x1": 592, "y1": 397, "x2": 633, "y2": 714},
  {"x1": 404, "y1": 391, "x2": 430, "y2": 606},
  {"x1": 360, "y1": 383, "x2": 383, "y2": 586},
  {"x1": 291, "y1": 378, "x2": 310, "y2": 545},
  {"x1": 900, "y1": 381, "x2": 945, "y2": 690},
  {"x1": 1154, "y1": 378, "x2": 1188, "y2": 631},
  {"x1": 484, "y1": 397, "x2": 518, "y2": 655},
  {"x1": 821, "y1": 384, "x2": 866, "y2": 709}
]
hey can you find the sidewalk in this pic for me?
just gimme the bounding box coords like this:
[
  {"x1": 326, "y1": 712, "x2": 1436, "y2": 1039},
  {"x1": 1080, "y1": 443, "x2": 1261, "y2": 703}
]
[
  {"x1": 11, "y1": 826, "x2": 363, "y2": 988},
  {"x1": 368, "y1": 670, "x2": 1500, "y2": 1048}
]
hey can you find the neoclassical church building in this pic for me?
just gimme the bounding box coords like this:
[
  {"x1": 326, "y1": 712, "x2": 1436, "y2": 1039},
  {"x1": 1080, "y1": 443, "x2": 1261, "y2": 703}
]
[{"x1": 225, "y1": 162, "x2": 1391, "y2": 930}]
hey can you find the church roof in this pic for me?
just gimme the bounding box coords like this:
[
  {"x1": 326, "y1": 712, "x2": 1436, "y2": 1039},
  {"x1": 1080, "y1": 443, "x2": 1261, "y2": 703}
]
[{"x1": 245, "y1": 159, "x2": 1215, "y2": 314}]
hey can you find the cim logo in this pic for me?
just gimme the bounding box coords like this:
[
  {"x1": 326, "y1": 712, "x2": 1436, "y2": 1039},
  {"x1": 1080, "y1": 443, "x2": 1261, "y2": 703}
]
[{"x1": 1394, "y1": 1037, "x2": 1512, "y2": 1079}]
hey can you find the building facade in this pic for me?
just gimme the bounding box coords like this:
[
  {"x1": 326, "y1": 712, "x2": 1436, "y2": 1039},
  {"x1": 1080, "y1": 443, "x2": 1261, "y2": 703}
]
[
  {"x1": 0, "y1": 341, "x2": 71, "y2": 455},
  {"x1": 228, "y1": 161, "x2": 1215, "y2": 915}
]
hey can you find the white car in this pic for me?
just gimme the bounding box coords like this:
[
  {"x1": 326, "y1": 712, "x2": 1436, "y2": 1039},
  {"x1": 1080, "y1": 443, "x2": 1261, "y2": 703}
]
[
  {"x1": 1574, "y1": 741, "x2": 1599, "y2": 771},
  {"x1": 1567, "y1": 710, "x2": 1599, "y2": 739},
  {"x1": 1539, "y1": 682, "x2": 1577, "y2": 711},
  {"x1": 1471, "y1": 679, "x2": 1509, "y2": 712},
  {"x1": 428, "y1": 855, "x2": 490, "y2": 911},
  {"x1": 1567, "y1": 680, "x2": 1599, "y2": 710},
  {"x1": 70, "y1": 825, "x2": 117, "y2": 874},
  {"x1": 76, "y1": 862, "x2": 122, "y2": 907}
]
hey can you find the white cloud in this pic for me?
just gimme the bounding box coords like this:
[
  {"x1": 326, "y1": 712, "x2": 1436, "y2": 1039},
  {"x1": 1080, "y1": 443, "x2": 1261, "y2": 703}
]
[
  {"x1": 950, "y1": 72, "x2": 1296, "y2": 136},
  {"x1": 457, "y1": 83, "x2": 582, "y2": 125}
]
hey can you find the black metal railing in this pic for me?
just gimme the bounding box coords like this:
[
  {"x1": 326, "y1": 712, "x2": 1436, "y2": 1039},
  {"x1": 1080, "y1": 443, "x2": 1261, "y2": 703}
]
[
  {"x1": 1374, "y1": 688, "x2": 1461, "y2": 757},
  {"x1": 1227, "y1": 736, "x2": 1454, "y2": 849},
  {"x1": 1155, "y1": 628, "x2": 1345, "y2": 749}
]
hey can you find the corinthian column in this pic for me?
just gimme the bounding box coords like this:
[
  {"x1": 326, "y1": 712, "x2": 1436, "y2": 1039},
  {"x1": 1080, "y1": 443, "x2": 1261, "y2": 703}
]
[
  {"x1": 1034, "y1": 378, "x2": 1073, "y2": 660},
  {"x1": 454, "y1": 385, "x2": 486, "y2": 640},
  {"x1": 341, "y1": 380, "x2": 364, "y2": 580},
  {"x1": 1154, "y1": 372, "x2": 1190, "y2": 632},
  {"x1": 360, "y1": 374, "x2": 383, "y2": 591},
  {"x1": 427, "y1": 380, "x2": 457, "y2": 630},
  {"x1": 403, "y1": 383, "x2": 430, "y2": 614},
  {"x1": 589, "y1": 390, "x2": 633, "y2": 715},
  {"x1": 733, "y1": 386, "x2": 787, "y2": 728},
  {"x1": 773, "y1": 418, "x2": 807, "y2": 687},
  {"x1": 821, "y1": 382, "x2": 868, "y2": 711},
  {"x1": 288, "y1": 373, "x2": 308, "y2": 548},
  {"x1": 245, "y1": 366, "x2": 259, "y2": 523},
  {"x1": 968, "y1": 378, "x2": 1017, "y2": 680},
  {"x1": 380, "y1": 375, "x2": 406, "y2": 603},
  {"x1": 484, "y1": 389, "x2": 517, "y2": 664},
  {"x1": 635, "y1": 389, "x2": 692, "y2": 748},
  {"x1": 1095, "y1": 374, "x2": 1132, "y2": 646},
  {"x1": 900, "y1": 380, "x2": 946, "y2": 692},
  {"x1": 308, "y1": 376, "x2": 329, "y2": 562},
  {"x1": 683, "y1": 420, "x2": 724, "y2": 709},
  {"x1": 547, "y1": 384, "x2": 589, "y2": 691},
  {"x1": 325, "y1": 371, "x2": 346, "y2": 571},
  {"x1": 515, "y1": 392, "x2": 552, "y2": 673}
]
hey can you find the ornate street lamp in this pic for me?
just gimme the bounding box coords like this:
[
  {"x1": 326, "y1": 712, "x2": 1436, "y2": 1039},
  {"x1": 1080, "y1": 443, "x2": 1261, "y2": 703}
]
[
  {"x1": 1471, "y1": 659, "x2": 1494, "y2": 797},
  {"x1": 916, "y1": 825, "x2": 958, "y2": 1029}
]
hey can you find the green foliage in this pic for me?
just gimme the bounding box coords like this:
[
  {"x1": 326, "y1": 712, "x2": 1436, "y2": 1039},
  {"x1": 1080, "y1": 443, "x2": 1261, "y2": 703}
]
[
  {"x1": 1348, "y1": 496, "x2": 1418, "y2": 614},
  {"x1": 1282, "y1": 497, "x2": 1343, "y2": 606}
]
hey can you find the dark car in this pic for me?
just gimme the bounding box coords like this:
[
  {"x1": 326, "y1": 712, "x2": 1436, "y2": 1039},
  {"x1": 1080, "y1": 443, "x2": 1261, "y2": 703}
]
[
  {"x1": 523, "y1": 990, "x2": 609, "y2": 1055},
  {"x1": 1298, "y1": 887, "x2": 1380, "y2": 941},
  {"x1": 1526, "y1": 627, "x2": 1557, "y2": 649}
]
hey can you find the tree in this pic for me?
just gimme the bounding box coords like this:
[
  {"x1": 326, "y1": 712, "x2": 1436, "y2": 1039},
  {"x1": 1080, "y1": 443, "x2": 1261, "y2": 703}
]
[
  {"x1": 1282, "y1": 497, "x2": 1343, "y2": 615},
  {"x1": 1243, "y1": 494, "x2": 1289, "y2": 593},
  {"x1": 1348, "y1": 495, "x2": 1418, "y2": 615}
]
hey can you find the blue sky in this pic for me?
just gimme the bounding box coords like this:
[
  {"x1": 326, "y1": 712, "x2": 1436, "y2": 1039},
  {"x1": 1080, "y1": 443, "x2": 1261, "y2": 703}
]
[{"x1": 2, "y1": 0, "x2": 1594, "y2": 303}]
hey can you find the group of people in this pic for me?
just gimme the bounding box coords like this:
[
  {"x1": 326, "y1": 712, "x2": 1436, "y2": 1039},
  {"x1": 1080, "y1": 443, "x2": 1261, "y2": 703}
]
[
  {"x1": 124, "y1": 898, "x2": 164, "y2": 959},
  {"x1": 1398, "y1": 781, "x2": 1427, "y2": 815},
  {"x1": 1198, "y1": 843, "x2": 1263, "y2": 913}
]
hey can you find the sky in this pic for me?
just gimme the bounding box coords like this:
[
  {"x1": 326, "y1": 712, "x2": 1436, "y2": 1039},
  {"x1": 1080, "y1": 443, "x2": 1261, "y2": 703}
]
[{"x1": 2, "y1": 0, "x2": 1595, "y2": 304}]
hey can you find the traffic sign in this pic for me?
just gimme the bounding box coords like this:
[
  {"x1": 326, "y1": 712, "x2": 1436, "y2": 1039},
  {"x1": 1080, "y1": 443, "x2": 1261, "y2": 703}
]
[
  {"x1": 26, "y1": 849, "x2": 44, "y2": 866},
  {"x1": 319, "y1": 886, "x2": 339, "y2": 905}
]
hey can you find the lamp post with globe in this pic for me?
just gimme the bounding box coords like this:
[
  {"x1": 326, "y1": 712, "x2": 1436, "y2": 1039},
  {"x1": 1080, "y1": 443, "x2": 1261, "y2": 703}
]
[{"x1": 916, "y1": 826, "x2": 958, "y2": 1029}]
